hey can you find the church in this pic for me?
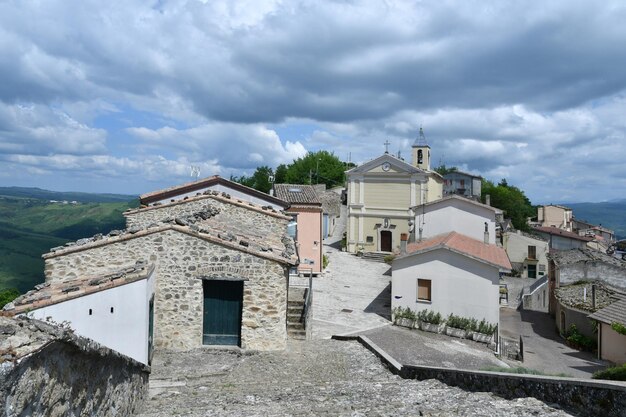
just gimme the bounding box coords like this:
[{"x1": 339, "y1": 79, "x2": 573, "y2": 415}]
[{"x1": 345, "y1": 128, "x2": 443, "y2": 253}]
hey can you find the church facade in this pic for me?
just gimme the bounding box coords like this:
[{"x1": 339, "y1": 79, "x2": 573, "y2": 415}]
[{"x1": 345, "y1": 130, "x2": 443, "y2": 253}]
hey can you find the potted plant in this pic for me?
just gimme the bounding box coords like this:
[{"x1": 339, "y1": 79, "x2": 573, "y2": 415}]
[
  {"x1": 472, "y1": 319, "x2": 496, "y2": 343},
  {"x1": 444, "y1": 313, "x2": 468, "y2": 338},
  {"x1": 417, "y1": 309, "x2": 446, "y2": 333},
  {"x1": 392, "y1": 307, "x2": 416, "y2": 328}
]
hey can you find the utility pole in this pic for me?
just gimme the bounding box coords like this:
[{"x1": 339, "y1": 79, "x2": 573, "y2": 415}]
[
  {"x1": 316, "y1": 158, "x2": 320, "y2": 184},
  {"x1": 309, "y1": 169, "x2": 312, "y2": 184}
]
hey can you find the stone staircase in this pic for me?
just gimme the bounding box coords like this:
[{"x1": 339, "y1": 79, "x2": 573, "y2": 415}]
[
  {"x1": 360, "y1": 251, "x2": 391, "y2": 263},
  {"x1": 287, "y1": 287, "x2": 307, "y2": 340}
]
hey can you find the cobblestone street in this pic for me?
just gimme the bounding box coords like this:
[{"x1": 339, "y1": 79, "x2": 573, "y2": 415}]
[{"x1": 137, "y1": 339, "x2": 571, "y2": 417}]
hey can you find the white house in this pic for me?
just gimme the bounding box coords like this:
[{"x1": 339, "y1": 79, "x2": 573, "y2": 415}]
[
  {"x1": 413, "y1": 195, "x2": 501, "y2": 244},
  {"x1": 392, "y1": 232, "x2": 511, "y2": 326},
  {"x1": 533, "y1": 226, "x2": 593, "y2": 251},
  {"x1": 503, "y1": 230, "x2": 549, "y2": 279},
  {"x1": 5, "y1": 263, "x2": 155, "y2": 365}
]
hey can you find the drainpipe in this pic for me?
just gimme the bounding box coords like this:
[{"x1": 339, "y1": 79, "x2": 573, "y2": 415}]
[
  {"x1": 591, "y1": 284, "x2": 596, "y2": 310},
  {"x1": 484, "y1": 222, "x2": 489, "y2": 244}
]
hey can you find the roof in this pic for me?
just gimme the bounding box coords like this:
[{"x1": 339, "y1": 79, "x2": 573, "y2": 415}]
[
  {"x1": 345, "y1": 153, "x2": 426, "y2": 175},
  {"x1": 443, "y1": 170, "x2": 482, "y2": 179},
  {"x1": 533, "y1": 226, "x2": 594, "y2": 242},
  {"x1": 139, "y1": 175, "x2": 289, "y2": 208},
  {"x1": 589, "y1": 298, "x2": 626, "y2": 326},
  {"x1": 540, "y1": 204, "x2": 572, "y2": 211},
  {"x1": 412, "y1": 194, "x2": 501, "y2": 213},
  {"x1": 548, "y1": 248, "x2": 626, "y2": 269},
  {"x1": 127, "y1": 189, "x2": 292, "y2": 220},
  {"x1": 400, "y1": 231, "x2": 512, "y2": 271},
  {"x1": 273, "y1": 184, "x2": 321, "y2": 205},
  {"x1": 3, "y1": 263, "x2": 155, "y2": 315},
  {"x1": 555, "y1": 282, "x2": 618, "y2": 313},
  {"x1": 317, "y1": 190, "x2": 342, "y2": 216},
  {"x1": 43, "y1": 209, "x2": 298, "y2": 266}
]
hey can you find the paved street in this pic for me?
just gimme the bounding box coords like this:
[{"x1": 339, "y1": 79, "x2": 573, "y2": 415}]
[{"x1": 500, "y1": 308, "x2": 607, "y2": 378}]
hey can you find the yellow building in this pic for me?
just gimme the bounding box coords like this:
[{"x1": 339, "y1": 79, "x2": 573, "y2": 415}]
[{"x1": 345, "y1": 131, "x2": 443, "y2": 253}]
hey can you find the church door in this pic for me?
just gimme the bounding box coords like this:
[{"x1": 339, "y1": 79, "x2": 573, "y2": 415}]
[
  {"x1": 202, "y1": 280, "x2": 243, "y2": 346},
  {"x1": 380, "y1": 230, "x2": 392, "y2": 252}
]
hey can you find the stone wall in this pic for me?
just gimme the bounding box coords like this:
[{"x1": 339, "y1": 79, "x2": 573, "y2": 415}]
[
  {"x1": 44, "y1": 229, "x2": 288, "y2": 351},
  {"x1": 125, "y1": 195, "x2": 290, "y2": 239},
  {"x1": 560, "y1": 261, "x2": 626, "y2": 291},
  {"x1": 0, "y1": 316, "x2": 147, "y2": 417}
]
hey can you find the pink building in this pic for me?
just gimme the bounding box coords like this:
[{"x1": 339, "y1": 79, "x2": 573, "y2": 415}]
[{"x1": 274, "y1": 184, "x2": 323, "y2": 275}]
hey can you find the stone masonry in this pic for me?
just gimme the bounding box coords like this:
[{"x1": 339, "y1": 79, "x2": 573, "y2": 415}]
[
  {"x1": 124, "y1": 191, "x2": 291, "y2": 239},
  {"x1": 43, "y1": 227, "x2": 291, "y2": 351},
  {"x1": 0, "y1": 316, "x2": 147, "y2": 417}
]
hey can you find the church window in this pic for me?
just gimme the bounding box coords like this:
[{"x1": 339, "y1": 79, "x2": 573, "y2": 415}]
[{"x1": 417, "y1": 150, "x2": 423, "y2": 164}]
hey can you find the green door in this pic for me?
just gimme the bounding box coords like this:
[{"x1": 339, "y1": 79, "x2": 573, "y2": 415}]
[{"x1": 203, "y1": 280, "x2": 243, "y2": 346}]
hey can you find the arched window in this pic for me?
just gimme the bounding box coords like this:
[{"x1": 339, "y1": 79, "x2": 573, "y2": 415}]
[{"x1": 417, "y1": 149, "x2": 423, "y2": 164}]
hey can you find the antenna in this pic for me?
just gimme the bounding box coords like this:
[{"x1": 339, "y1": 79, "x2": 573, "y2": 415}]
[{"x1": 190, "y1": 165, "x2": 201, "y2": 180}]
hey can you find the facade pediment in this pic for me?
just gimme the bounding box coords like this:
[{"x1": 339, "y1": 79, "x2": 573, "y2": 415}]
[{"x1": 346, "y1": 154, "x2": 425, "y2": 176}]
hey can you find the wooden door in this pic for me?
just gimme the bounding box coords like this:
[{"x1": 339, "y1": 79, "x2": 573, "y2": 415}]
[
  {"x1": 380, "y1": 230, "x2": 392, "y2": 252},
  {"x1": 202, "y1": 280, "x2": 243, "y2": 346}
]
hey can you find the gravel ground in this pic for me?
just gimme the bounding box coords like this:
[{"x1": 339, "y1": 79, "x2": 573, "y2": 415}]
[{"x1": 136, "y1": 339, "x2": 571, "y2": 417}]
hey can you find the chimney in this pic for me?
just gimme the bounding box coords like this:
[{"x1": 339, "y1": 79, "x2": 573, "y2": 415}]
[
  {"x1": 485, "y1": 194, "x2": 491, "y2": 206},
  {"x1": 484, "y1": 222, "x2": 489, "y2": 244},
  {"x1": 592, "y1": 284, "x2": 596, "y2": 310},
  {"x1": 400, "y1": 233, "x2": 408, "y2": 255}
]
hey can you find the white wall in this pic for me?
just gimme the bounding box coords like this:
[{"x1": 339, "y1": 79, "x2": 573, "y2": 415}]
[
  {"x1": 503, "y1": 232, "x2": 549, "y2": 278},
  {"x1": 392, "y1": 249, "x2": 500, "y2": 325},
  {"x1": 154, "y1": 183, "x2": 285, "y2": 211},
  {"x1": 27, "y1": 272, "x2": 155, "y2": 364},
  {"x1": 418, "y1": 200, "x2": 496, "y2": 243}
]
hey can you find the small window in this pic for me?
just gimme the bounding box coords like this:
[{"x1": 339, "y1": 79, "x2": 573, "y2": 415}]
[
  {"x1": 89, "y1": 309, "x2": 93, "y2": 315},
  {"x1": 417, "y1": 279, "x2": 432, "y2": 302},
  {"x1": 528, "y1": 245, "x2": 537, "y2": 259},
  {"x1": 110, "y1": 307, "x2": 114, "y2": 314},
  {"x1": 366, "y1": 236, "x2": 374, "y2": 243}
]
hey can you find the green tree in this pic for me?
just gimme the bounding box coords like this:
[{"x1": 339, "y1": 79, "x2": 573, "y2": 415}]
[
  {"x1": 434, "y1": 165, "x2": 458, "y2": 176},
  {"x1": 0, "y1": 288, "x2": 20, "y2": 308},
  {"x1": 284, "y1": 151, "x2": 346, "y2": 188},
  {"x1": 231, "y1": 166, "x2": 273, "y2": 193},
  {"x1": 274, "y1": 164, "x2": 288, "y2": 184},
  {"x1": 482, "y1": 178, "x2": 535, "y2": 231}
]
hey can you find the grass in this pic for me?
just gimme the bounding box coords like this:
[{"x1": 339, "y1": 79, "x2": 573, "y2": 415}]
[
  {"x1": 592, "y1": 364, "x2": 626, "y2": 381},
  {"x1": 0, "y1": 194, "x2": 137, "y2": 293},
  {"x1": 481, "y1": 366, "x2": 571, "y2": 378}
]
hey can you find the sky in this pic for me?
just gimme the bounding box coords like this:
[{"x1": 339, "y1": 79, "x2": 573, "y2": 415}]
[{"x1": 1, "y1": 1, "x2": 625, "y2": 204}]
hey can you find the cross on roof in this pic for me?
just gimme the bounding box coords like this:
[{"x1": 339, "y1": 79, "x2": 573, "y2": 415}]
[{"x1": 384, "y1": 140, "x2": 391, "y2": 154}]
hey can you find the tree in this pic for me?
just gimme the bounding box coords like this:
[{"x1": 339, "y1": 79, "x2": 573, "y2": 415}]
[
  {"x1": 0, "y1": 288, "x2": 19, "y2": 308},
  {"x1": 482, "y1": 178, "x2": 535, "y2": 231},
  {"x1": 284, "y1": 151, "x2": 346, "y2": 188},
  {"x1": 274, "y1": 164, "x2": 288, "y2": 184},
  {"x1": 434, "y1": 165, "x2": 458, "y2": 176},
  {"x1": 231, "y1": 166, "x2": 274, "y2": 193}
]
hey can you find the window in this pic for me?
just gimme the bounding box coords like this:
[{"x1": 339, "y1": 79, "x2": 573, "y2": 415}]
[
  {"x1": 528, "y1": 245, "x2": 536, "y2": 260},
  {"x1": 417, "y1": 279, "x2": 432, "y2": 302},
  {"x1": 366, "y1": 236, "x2": 374, "y2": 243},
  {"x1": 417, "y1": 149, "x2": 423, "y2": 164}
]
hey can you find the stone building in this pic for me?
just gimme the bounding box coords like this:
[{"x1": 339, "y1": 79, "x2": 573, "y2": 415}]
[
  {"x1": 6, "y1": 189, "x2": 298, "y2": 360},
  {"x1": 345, "y1": 129, "x2": 443, "y2": 253}
]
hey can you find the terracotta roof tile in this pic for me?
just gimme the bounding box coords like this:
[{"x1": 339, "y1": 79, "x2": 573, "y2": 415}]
[
  {"x1": 533, "y1": 226, "x2": 593, "y2": 242},
  {"x1": 3, "y1": 263, "x2": 155, "y2": 315},
  {"x1": 404, "y1": 232, "x2": 511, "y2": 270}
]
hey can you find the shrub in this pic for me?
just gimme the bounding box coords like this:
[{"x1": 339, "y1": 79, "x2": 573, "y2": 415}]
[
  {"x1": 611, "y1": 322, "x2": 626, "y2": 336},
  {"x1": 383, "y1": 254, "x2": 396, "y2": 264},
  {"x1": 446, "y1": 313, "x2": 466, "y2": 329},
  {"x1": 0, "y1": 288, "x2": 20, "y2": 309},
  {"x1": 322, "y1": 254, "x2": 329, "y2": 269},
  {"x1": 477, "y1": 319, "x2": 497, "y2": 335},
  {"x1": 417, "y1": 309, "x2": 444, "y2": 325},
  {"x1": 564, "y1": 324, "x2": 596, "y2": 351},
  {"x1": 592, "y1": 364, "x2": 626, "y2": 381},
  {"x1": 393, "y1": 306, "x2": 416, "y2": 321}
]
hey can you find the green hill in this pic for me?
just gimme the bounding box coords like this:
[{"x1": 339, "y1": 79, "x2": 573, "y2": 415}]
[
  {"x1": 0, "y1": 192, "x2": 138, "y2": 294},
  {"x1": 0, "y1": 186, "x2": 134, "y2": 203}
]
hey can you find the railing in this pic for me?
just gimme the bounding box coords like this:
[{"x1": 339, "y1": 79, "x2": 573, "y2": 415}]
[{"x1": 301, "y1": 268, "x2": 313, "y2": 334}]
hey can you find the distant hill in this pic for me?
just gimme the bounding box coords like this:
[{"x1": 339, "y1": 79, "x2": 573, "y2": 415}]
[
  {"x1": 0, "y1": 189, "x2": 139, "y2": 293},
  {"x1": 567, "y1": 201, "x2": 626, "y2": 240},
  {"x1": 0, "y1": 186, "x2": 135, "y2": 203}
]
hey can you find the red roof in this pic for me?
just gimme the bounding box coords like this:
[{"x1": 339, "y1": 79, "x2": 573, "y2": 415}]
[
  {"x1": 533, "y1": 226, "x2": 593, "y2": 242},
  {"x1": 404, "y1": 232, "x2": 512, "y2": 270}
]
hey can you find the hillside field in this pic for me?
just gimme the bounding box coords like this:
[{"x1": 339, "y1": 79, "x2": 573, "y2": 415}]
[{"x1": 0, "y1": 191, "x2": 136, "y2": 294}]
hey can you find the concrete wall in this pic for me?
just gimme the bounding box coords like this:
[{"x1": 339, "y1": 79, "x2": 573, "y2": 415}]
[
  {"x1": 599, "y1": 322, "x2": 626, "y2": 364},
  {"x1": 503, "y1": 232, "x2": 548, "y2": 278},
  {"x1": 363, "y1": 179, "x2": 410, "y2": 209},
  {"x1": 419, "y1": 200, "x2": 496, "y2": 244},
  {"x1": 0, "y1": 318, "x2": 148, "y2": 417},
  {"x1": 126, "y1": 195, "x2": 289, "y2": 239},
  {"x1": 44, "y1": 229, "x2": 288, "y2": 351},
  {"x1": 551, "y1": 235, "x2": 587, "y2": 250},
  {"x1": 558, "y1": 261, "x2": 626, "y2": 291},
  {"x1": 427, "y1": 176, "x2": 443, "y2": 202},
  {"x1": 290, "y1": 207, "x2": 322, "y2": 274},
  {"x1": 27, "y1": 272, "x2": 154, "y2": 364},
  {"x1": 522, "y1": 279, "x2": 549, "y2": 312},
  {"x1": 392, "y1": 249, "x2": 500, "y2": 325},
  {"x1": 556, "y1": 302, "x2": 595, "y2": 338},
  {"x1": 538, "y1": 206, "x2": 573, "y2": 230}
]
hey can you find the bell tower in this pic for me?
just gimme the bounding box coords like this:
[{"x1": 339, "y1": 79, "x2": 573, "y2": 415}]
[{"x1": 412, "y1": 126, "x2": 431, "y2": 170}]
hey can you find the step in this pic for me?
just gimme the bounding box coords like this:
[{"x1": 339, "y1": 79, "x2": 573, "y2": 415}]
[
  {"x1": 287, "y1": 312, "x2": 303, "y2": 321},
  {"x1": 287, "y1": 322, "x2": 305, "y2": 330},
  {"x1": 288, "y1": 330, "x2": 306, "y2": 339}
]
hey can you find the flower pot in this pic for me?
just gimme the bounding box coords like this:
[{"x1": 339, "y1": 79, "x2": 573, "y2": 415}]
[
  {"x1": 420, "y1": 321, "x2": 445, "y2": 334},
  {"x1": 472, "y1": 332, "x2": 493, "y2": 343},
  {"x1": 398, "y1": 318, "x2": 415, "y2": 328},
  {"x1": 445, "y1": 327, "x2": 467, "y2": 338}
]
